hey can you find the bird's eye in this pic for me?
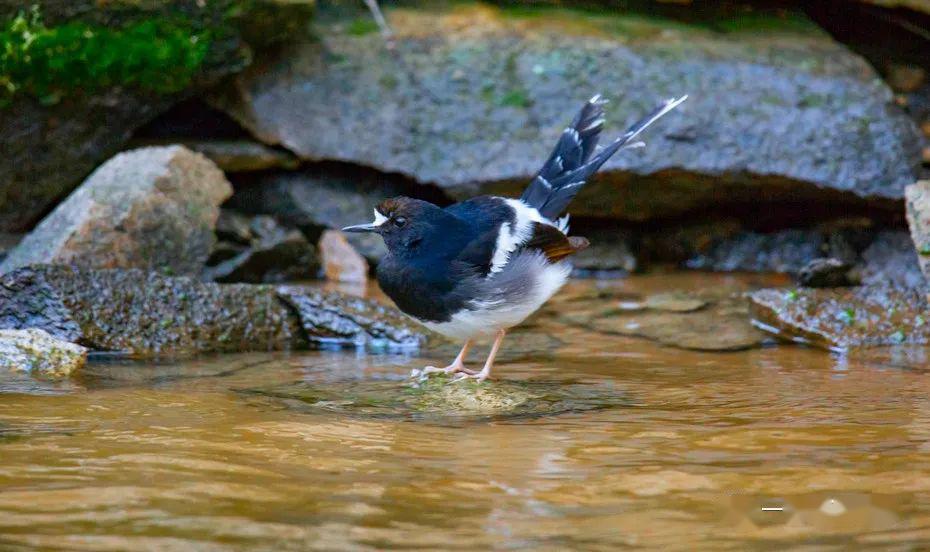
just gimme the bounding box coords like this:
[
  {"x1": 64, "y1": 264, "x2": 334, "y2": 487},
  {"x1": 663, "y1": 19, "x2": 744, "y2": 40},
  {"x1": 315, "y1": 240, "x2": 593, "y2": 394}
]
[{"x1": 393, "y1": 216, "x2": 407, "y2": 228}]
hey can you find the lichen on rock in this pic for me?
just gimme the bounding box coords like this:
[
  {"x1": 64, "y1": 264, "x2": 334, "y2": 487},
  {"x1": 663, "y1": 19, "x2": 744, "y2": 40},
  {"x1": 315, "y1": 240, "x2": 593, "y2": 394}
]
[{"x1": 0, "y1": 328, "x2": 86, "y2": 377}]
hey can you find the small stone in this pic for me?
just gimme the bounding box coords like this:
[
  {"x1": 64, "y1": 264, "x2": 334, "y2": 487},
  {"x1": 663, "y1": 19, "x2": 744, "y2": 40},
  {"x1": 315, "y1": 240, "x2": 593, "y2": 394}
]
[
  {"x1": 215, "y1": 209, "x2": 255, "y2": 245},
  {"x1": 0, "y1": 146, "x2": 232, "y2": 276},
  {"x1": 205, "y1": 216, "x2": 320, "y2": 283},
  {"x1": 319, "y1": 230, "x2": 369, "y2": 283},
  {"x1": 886, "y1": 64, "x2": 926, "y2": 93},
  {"x1": 0, "y1": 329, "x2": 86, "y2": 377},
  {"x1": 644, "y1": 291, "x2": 708, "y2": 312},
  {"x1": 797, "y1": 258, "x2": 859, "y2": 288},
  {"x1": 819, "y1": 498, "x2": 847, "y2": 516}
]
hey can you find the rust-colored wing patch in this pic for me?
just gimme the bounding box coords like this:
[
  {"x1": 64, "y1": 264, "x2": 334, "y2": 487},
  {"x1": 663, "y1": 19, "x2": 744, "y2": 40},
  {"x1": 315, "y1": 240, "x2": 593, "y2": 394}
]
[{"x1": 523, "y1": 222, "x2": 588, "y2": 262}]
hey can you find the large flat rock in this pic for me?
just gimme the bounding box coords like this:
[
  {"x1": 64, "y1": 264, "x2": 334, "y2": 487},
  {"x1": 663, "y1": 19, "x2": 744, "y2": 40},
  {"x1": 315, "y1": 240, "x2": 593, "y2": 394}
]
[
  {"x1": 0, "y1": 265, "x2": 425, "y2": 356},
  {"x1": 214, "y1": 3, "x2": 921, "y2": 220}
]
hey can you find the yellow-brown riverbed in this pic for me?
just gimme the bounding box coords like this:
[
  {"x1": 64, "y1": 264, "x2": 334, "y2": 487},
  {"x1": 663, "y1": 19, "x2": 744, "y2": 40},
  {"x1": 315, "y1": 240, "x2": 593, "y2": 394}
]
[{"x1": 2, "y1": 273, "x2": 930, "y2": 550}]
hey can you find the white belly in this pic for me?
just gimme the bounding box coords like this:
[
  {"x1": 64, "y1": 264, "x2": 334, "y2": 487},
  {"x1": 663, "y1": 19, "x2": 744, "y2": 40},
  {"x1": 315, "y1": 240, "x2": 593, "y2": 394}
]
[{"x1": 421, "y1": 260, "x2": 571, "y2": 340}]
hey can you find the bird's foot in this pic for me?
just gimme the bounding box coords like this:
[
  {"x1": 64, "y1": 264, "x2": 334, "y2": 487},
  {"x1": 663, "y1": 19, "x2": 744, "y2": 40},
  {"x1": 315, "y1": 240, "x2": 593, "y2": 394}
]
[
  {"x1": 410, "y1": 362, "x2": 475, "y2": 380},
  {"x1": 450, "y1": 368, "x2": 491, "y2": 384}
]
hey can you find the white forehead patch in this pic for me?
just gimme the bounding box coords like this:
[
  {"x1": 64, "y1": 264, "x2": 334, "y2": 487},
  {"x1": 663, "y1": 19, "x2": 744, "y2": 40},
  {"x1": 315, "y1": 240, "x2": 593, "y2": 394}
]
[{"x1": 372, "y1": 209, "x2": 389, "y2": 227}]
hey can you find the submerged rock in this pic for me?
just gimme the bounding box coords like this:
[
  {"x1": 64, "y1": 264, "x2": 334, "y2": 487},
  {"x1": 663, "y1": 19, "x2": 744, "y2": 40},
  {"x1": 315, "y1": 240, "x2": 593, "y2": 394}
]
[
  {"x1": 1, "y1": 146, "x2": 231, "y2": 276},
  {"x1": 205, "y1": 215, "x2": 319, "y2": 283},
  {"x1": 749, "y1": 286, "x2": 930, "y2": 349},
  {"x1": 0, "y1": 265, "x2": 425, "y2": 356},
  {"x1": 215, "y1": 2, "x2": 920, "y2": 221},
  {"x1": 905, "y1": 180, "x2": 930, "y2": 284},
  {"x1": 0, "y1": 329, "x2": 87, "y2": 377},
  {"x1": 319, "y1": 230, "x2": 368, "y2": 283},
  {"x1": 562, "y1": 289, "x2": 768, "y2": 351},
  {"x1": 242, "y1": 375, "x2": 626, "y2": 421}
]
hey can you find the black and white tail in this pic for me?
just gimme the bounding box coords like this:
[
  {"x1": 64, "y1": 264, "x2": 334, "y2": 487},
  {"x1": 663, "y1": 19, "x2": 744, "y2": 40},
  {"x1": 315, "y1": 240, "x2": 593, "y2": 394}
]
[{"x1": 521, "y1": 95, "x2": 687, "y2": 221}]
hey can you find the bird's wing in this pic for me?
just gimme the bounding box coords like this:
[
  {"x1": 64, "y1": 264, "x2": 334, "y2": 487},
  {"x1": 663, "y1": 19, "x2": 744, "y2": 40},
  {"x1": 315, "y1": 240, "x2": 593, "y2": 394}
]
[{"x1": 445, "y1": 196, "x2": 583, "y2": 277}]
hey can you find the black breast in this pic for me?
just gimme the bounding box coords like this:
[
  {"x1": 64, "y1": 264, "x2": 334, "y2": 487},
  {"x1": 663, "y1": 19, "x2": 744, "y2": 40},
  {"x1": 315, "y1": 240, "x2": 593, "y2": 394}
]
[{"x1": 376, "y1": 256, "x2": 475, "y2": 323}]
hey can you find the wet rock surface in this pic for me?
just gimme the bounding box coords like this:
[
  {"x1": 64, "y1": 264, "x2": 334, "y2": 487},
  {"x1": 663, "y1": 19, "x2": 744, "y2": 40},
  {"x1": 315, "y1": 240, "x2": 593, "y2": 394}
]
[
  {"x1": 277, "y1": 286, "x2": 425, "y2": 351},
  {"x1": 215, "y1": 2, "x2": 921, "y2": 221},
  {"x1": 750, "y1": 286, "x2": 930, "y2": 349},
  {"x1": 1, "y1": 146, "x2": 231, "y2": 277},
  {"x1": 0, "y1": 328, "x2": 87, "y2": 377},
  {"x1": 0, "y1": 265, "x2": 424, "y2": 356},
  {"x1": 906, "y1": 180, "x2": 930, "y2": 282},
  {"x1": 205, "y1": 215, "x2": 319, "y2": 283},
  {"x1": 242, "y1": 375, "x2": 627, "y2": 421},
  {"x1": 560, "y1": 288, "x2": 769, "y2": 351}
]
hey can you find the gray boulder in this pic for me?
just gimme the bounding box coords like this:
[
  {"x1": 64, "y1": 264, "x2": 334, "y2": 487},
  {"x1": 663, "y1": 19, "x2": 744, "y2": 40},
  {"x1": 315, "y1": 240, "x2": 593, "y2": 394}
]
[
  {"x1": 214, "y1": 2, "x2": 921, "y2": 220},
  {"x1": 1, "y1": 146, "x2": 231, "y2": 276}
]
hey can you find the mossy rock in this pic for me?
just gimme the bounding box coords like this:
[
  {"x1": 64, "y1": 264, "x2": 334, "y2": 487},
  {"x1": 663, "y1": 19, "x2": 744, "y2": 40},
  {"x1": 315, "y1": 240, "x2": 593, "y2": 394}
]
[{"x1": 242, "y1": 374, "x2": 628, "y2": 421}]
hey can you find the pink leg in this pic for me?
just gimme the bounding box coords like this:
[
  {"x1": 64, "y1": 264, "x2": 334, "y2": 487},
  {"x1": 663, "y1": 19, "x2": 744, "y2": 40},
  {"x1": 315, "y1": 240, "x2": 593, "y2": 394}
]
[
  {"x1": 422, "y1": 340, "x2": 476, "y2": 376},
  {"x1": 454, "y1": 329, "x2": 506, "y2": 383}
]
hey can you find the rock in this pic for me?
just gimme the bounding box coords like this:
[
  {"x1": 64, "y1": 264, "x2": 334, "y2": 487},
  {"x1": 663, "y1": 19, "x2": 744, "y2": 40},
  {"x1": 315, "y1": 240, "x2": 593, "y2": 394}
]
[
  {"x1": 319, "y1": 230, "x2": 369, "y2": 283},
  {"x1": 887, "y1": 64, "x2": 926, "y2": 94},
  {"x1": 685, "y1": 230, "x2": 827, "y2": 273},
  {"x1": 228, "y1": 169, "x2": 400, "y2": 260},
  {"x1": 0, "y1": 265, "x2": 426, "y2": 356},
  {"x1": 205, "y1": 215, "x2": 320, "y2": 283},
  {"x1": 0, "y1": 0, "x2": 313, "y2": 232},
  {"x1": 215, "y1": 2, "x2": 921, "y2": 221},
  {"x1": 749, "y1": 286, "x2": 930, "y2": 349},
  {"x1": 175, "y1": 139, "x2": 299, "y2": 172},
  {"x1": 570, "y1": 229, "x2": 637, "y2": 277},
  {"x1": 644, "y1": 292, "x2": 708, "y2": 312},
  {"x1": 905, "y1": 180, "x2": 930, "y2": 283},
  {"x1": 277, "y1": 286, "x2": 426, "y2": 351},
  {"x1": 562, "y1": 289, "x2": 768, "y2": 351},
  {"x1": 214, "y1": 209, "x2": 255, "y2": 245},
  {"x1": 797, "y1": 258, "x2": 860, "y2": 287},
  {"x1": 242, "y1": 376, "x2": 627, "y2": 420},
  {"x1": 0, "y1": 329, "x2": 86, "y2": 377},
  {"x1": 1, "y1": 146, "x2": 231, "y2": 276},
  {"x1": 859, "y1": 231, "x2": 926, "y2": 287}
]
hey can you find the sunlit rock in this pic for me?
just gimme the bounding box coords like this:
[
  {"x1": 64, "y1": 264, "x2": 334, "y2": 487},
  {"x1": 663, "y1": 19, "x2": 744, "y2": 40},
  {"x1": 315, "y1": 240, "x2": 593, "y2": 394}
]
[{"x1": 0, "y1": 328, "x2": 86, "y2": 377}]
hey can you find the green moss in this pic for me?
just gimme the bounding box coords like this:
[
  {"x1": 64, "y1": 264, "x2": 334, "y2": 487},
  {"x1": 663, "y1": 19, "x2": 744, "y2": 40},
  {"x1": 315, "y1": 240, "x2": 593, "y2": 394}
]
[
  {"x1": 0, "y1": 7, "x2": 211, "y2": 106},
  {"x1": 500, "y1": 89, "x2": 532, "y2": 108},
  {"x1": 346, "y1": 18, "x2": 379, "y2": 36}
]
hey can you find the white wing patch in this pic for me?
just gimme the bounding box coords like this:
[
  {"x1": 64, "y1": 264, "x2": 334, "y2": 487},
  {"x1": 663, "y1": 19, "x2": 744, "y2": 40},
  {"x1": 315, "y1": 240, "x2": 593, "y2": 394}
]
[{"x1": 487, "y1": 198, "x2": 562, "y2": 274}]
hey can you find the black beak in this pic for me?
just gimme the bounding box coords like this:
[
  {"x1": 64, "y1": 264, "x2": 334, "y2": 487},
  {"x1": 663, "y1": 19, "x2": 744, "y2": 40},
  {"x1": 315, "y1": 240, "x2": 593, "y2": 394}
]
[{"x1": 342, "y1": 223, "x2": 380, "y2": 234}]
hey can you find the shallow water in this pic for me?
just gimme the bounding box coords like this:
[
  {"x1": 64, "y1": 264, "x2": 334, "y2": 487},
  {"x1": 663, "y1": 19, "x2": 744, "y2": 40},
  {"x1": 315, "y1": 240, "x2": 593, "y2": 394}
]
[{"x1": 3, "y1": 273, "x2": 930, "y2": 550}]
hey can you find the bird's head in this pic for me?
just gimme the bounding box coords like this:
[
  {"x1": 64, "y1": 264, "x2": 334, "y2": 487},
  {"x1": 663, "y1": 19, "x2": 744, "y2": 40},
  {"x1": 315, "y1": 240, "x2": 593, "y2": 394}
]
[{"x1": 343, "y1": 196, "x2": 451, "y2": 255}]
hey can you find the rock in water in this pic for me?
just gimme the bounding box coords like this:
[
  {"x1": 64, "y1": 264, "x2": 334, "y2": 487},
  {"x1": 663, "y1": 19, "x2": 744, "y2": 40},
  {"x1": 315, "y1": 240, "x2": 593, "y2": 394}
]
[
  {"x1": 0, "y1": 265, "x2": 425, "y2": 356},
  {"x1": 0, "y1": 329, "x2": 87, "y2": 377},
  {"x1": 750, "y1": 286, "x2": 930, "y2": 349},
  {"x1": 1, "y1": 146, "x2": 231, "y2": 276},
  {"x1": 905, "y1": 180, "x2": 930, "y2": 285},
  {"x1": 214, "y1": 3, "x2": 921, "y2": 220},
  {"x1": 319, "y1": 230, "x2": 368, "y2": 283}
]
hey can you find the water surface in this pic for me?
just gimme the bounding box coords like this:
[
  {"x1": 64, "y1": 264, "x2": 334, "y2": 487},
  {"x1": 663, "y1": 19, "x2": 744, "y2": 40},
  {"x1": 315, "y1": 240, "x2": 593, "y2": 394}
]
[{"x1": 2, "y1": 273, "x2": 930, "y2": 550}]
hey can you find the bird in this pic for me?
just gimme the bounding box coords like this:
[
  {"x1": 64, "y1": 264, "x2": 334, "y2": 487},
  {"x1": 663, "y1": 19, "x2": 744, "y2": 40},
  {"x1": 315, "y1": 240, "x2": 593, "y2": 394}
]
[{"x1": 343, "y1": 94, "x2": 687, "y2": 382}]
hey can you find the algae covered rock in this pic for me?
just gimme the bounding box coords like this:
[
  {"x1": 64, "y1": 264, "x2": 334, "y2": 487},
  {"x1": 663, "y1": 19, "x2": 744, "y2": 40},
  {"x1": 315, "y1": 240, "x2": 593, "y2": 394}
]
[
  {"x1": 0, "y1": 265, "x2": 424, "y2": 356},
  {"x1": 749, "y1": 286, "x2": 930, "y2": 349},
  {"x1": 242, "y1": 375, "x2": 626, "y2": 421},
  {"x1": 215, "y1": 2, "x2": 920, "y2": 221},
  {"x1": 0, "y1": 328, "x2": 86, "y2": 377},
  {"x1": 1, "y1": 146, "x2": 231, "y2": 276}
]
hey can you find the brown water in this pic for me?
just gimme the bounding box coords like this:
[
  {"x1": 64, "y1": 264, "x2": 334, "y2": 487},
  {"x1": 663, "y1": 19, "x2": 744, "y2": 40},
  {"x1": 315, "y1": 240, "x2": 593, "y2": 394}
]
[{"x1": 3, "y1": 273, "x2": 930, "y2": 551}]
